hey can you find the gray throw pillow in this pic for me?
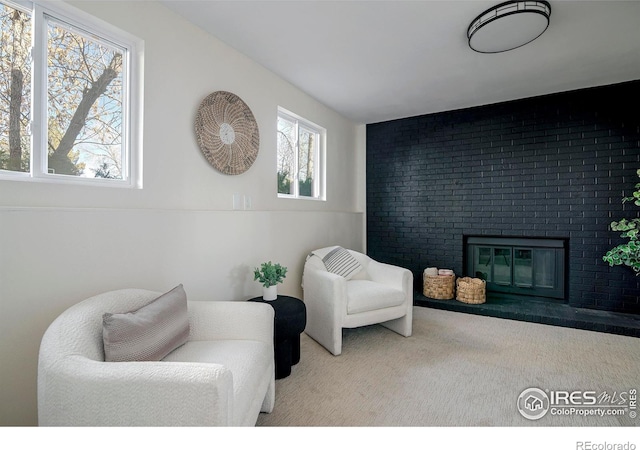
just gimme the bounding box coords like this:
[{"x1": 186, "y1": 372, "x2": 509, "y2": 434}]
[
  {"x1": 102, "y1": 284, "x2": 190, "y2": 362},
  {"x1": 323, "y1": 246, "x2": 363, "y2": 280}
]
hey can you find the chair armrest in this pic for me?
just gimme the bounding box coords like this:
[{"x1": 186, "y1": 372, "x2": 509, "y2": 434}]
[
  {"x1": 367, "y1": 260, "x2": 413, "y2": 295},
  {"x1": 302, "y1": 268, "x2": 348, "y2": 352},
  {"x1": 38, "y1": 356, "x2": 233, "y2": 426},
  {"x1": 303, "y1": 268, "x2": 348, "y2": 312},
  {"x1": 187, "y1": 300, "x2": 274, "y2": 343}
]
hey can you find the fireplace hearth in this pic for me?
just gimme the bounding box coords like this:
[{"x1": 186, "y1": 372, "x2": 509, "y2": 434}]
[
  {"x1": 415, "y1": 236, "x2": 640, "y2": 337},
  {"x1": 414, "y1": 291, "x2": 640, "y2": 337},
  {"x1": 414, "y1": 235, "x2": 640, "y2": 337}
]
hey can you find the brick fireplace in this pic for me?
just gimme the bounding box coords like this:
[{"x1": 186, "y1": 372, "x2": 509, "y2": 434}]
[{"x1": 366, "y1": 80, "x2": 640, "y2": 334}]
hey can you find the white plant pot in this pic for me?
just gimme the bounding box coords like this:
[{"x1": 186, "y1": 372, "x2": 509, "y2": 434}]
[{"x1": 262, "y1": 285, "x2": 277, "y2": 301}]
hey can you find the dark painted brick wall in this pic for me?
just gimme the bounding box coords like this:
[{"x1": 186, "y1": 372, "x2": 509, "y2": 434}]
[{"x1": 366, "y1": 80, "x2": 640, "y2": 314}]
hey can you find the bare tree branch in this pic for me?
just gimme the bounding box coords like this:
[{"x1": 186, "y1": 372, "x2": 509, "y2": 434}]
[{"x1": 51, "y1": 53, "x2": 121, "y2": 166}]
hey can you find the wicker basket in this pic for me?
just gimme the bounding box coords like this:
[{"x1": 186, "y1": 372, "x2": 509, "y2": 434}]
[
  {"x1": 423, "y1": 273, "x2": 455, "y2": 300},
  {"x1": 456, "y1": 277, "x2": 486, "y2": 304}
]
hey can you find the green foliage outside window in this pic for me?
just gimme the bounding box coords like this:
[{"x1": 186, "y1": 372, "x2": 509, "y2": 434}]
[
  {"x1": 277, "y1": 170, "x2": 291, "y2": 195},
  {"x1": 298, "y1": 176, "x2": 313, "y2": 196}
]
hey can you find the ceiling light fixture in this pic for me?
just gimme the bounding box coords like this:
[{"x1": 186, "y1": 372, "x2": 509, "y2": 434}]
[{"x1": 467, "y1": 1, "x2": 551, "y2": 53}]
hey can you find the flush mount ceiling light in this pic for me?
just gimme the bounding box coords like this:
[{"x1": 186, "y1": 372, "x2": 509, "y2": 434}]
[{"x1": 468, "y1": 1, "x2": 551, "y2": 53}]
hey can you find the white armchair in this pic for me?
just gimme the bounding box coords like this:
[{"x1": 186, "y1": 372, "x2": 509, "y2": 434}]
[
  {"x1": 302, "y1": 246, "x2": 413, "y2": 355},
  {"x1": 38, "y1": 288, "x2": 275, "y2": 426}
]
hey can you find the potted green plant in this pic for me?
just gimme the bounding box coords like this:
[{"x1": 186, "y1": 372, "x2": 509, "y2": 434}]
[
  {"x1": 603, "y1": 169, "x2": 640, "y2": 276},
  {"x1": 254, "y1": 261, "x2": 288, "y2": 300}
]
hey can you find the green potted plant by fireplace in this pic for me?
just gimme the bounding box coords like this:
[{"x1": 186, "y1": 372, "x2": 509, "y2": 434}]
[
  {"x1": 254, "y1": 261, "x2": 288, "y2": 300},
  {"x1": 603, "y1": 169, "x2": 640, "y2": 275}
]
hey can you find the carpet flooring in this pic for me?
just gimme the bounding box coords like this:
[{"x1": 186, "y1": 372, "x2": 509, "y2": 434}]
[{"x1": 256, "y1": 307, "x2": 640, "y2": 427}]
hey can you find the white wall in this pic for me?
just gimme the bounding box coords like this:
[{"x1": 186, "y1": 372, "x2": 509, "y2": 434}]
[{"x1": 0, "y1": 1, "x2": 365, "y2": 426}]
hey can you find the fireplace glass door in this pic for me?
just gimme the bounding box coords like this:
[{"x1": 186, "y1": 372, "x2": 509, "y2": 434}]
[{"x1": 467, "y1": 237, "x2": 565, "y2": 299}]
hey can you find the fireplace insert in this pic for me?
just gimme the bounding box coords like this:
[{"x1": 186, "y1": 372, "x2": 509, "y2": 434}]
[{"x1": 465, "y1": 236, "x2": 566, "y2": 300}]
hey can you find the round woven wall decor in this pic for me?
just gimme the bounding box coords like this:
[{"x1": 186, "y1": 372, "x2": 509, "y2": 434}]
[{"x1": 195, "y1": 91, "x2": 260, "y2": 175}]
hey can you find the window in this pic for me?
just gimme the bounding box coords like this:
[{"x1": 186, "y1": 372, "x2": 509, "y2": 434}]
[
  {"x1": 277, "y1": 107, "x2": 325, "y2": 200},
  {"x1": 0, "y1": 0, "x2": 142, "y2": 187}
]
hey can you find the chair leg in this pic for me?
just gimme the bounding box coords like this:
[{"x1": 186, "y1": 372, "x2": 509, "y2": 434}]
[
  {"x1": 330, "y1": 329, "x2": 342, "y2": 356},
  {"x1": 307, "y1": 327, "x2": 342, "y2": 356},
  {"x1": 261, "y1": 377, "x2": 275, "y2": 413},
  {"x1": 305, "y1": 311, "x2": 343, "y2": 356},
  {"x1": 381, "y1": 314, "x2": 412, "y2": 337}
]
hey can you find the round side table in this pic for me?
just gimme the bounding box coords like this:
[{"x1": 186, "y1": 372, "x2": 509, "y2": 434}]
[{"x1": 249, "y1": 295, "x2": 306, "y2": 379}]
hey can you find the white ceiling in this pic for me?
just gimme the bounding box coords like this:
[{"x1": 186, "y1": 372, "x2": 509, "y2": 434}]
[{"x1": 162, "y1": 1, "x2": 640, "y2": 124}]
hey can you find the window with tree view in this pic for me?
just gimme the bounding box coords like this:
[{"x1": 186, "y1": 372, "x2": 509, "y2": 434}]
[
  {"x1": 0, "y1": 0, "x2": 140, "y2": 185},
  {"x1": 277, "y1": 108, "x2": 324, "y2": 200},
  {"x1": 0, "y1": 1, "x2": 31, "y2": 173}
]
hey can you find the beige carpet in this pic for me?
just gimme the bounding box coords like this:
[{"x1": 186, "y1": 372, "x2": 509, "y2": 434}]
[{"x1": 256, "y1": 307, "x2": 639, "y2": 427}]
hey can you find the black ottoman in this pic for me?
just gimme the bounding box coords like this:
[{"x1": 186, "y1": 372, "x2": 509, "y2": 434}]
[{"x1": 249, "y1": 295, "x2": 306, "y2": 379}]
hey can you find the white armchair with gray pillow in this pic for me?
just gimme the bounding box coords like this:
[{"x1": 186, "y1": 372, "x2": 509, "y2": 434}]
[
  {"x1": 37, "y1": 285, "x2": 275, "y2": 426},
  {"x1": 302, "y1": 246, "x2": 413, "y2": 356}
]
